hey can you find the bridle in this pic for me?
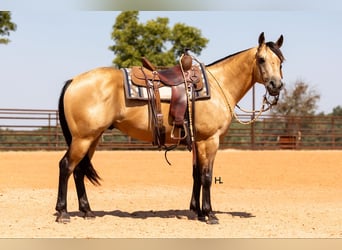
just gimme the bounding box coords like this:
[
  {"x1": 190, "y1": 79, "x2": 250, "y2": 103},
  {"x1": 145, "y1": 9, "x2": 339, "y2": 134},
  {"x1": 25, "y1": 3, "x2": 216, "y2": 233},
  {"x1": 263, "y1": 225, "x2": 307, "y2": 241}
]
[
  {"x1": 255, "y1": 46, "x2": 283, "y2": 106},
  {"x1": 205, "y1": 48, "x2": 283, "y2": 125}
]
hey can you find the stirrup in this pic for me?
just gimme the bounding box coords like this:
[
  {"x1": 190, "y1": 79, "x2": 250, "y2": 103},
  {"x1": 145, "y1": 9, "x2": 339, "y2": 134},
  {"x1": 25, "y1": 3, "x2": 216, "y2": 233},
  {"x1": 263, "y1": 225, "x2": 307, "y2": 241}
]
[{"x1": 171, "y1": 121, "x2": 188, "y2": 140}]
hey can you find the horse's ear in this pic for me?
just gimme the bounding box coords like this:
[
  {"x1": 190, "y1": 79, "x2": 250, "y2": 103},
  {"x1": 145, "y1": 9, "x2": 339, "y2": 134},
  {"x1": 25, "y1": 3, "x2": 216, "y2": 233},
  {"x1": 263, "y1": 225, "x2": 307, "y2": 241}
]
[
  {"x1": 258, "y1": 32, "x2": 265, "y2": 46},
  {"x1": 276, "y1": 35, "x2": 284, "y2": 48}
]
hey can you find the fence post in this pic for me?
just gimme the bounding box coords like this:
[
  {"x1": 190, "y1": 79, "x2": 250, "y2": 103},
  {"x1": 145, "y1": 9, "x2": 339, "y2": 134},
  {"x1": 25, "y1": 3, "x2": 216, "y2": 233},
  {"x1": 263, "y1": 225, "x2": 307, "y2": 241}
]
[
  {"x1": 55, "y1": 110, "x2": 59, "y2": 149},
  {"x1": 331, "y1": 116, "x2": 335, "y2": 148},
  {"x1": 48, "y1": 113, "x2": 51, "y2": 149},
  {"x1": 250, "y1": 114, "x2": 255, "y2": 149}
]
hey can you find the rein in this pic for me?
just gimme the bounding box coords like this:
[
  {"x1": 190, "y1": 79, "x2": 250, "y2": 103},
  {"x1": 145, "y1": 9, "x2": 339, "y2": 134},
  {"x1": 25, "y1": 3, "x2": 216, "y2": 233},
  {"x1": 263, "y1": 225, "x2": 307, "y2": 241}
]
[
  {"x1": 235, "y1": 92, "x2": 279, "y2": 124},
  {"x1": 205, "y1": 68, "x2": 278, "y2": 125}
]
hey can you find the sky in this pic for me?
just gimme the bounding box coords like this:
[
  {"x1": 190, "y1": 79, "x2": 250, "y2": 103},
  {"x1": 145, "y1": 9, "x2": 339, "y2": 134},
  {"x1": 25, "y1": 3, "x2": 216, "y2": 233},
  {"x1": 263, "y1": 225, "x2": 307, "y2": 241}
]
[{"x1": 1, "y1": 1, "x2": 342, "y2": 114}]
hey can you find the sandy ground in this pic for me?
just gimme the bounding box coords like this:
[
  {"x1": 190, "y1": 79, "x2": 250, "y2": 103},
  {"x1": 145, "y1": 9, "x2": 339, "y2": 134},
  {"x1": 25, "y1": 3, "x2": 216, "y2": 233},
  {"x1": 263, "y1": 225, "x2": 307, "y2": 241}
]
[{"x1": 0, "y1": 150, "x2": 341, "y2": 238}]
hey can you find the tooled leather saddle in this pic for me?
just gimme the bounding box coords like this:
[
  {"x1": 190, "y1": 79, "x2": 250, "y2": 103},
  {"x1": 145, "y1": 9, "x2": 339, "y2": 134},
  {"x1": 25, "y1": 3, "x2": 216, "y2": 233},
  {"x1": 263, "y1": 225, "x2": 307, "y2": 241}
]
[{"x1": 128, "y1": 56, "x2": 204, "y2": 150}]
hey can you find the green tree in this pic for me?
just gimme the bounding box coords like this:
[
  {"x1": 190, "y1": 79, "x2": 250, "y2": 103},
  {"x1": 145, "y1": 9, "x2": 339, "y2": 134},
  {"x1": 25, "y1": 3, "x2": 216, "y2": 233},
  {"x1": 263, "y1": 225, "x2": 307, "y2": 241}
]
[
  {"x1": 268, "y1": 80, "x2": 321, "y2": 141},
  {"x1": 271, "y1": 80, "x2": 320, "y2": 116},
  {"x1": 109, "y1": 11, "x2": 209, "y2": 68},
  {"x1": 0, "y1": 11, "x2": 17, "y2": 45},
  {"x1": 330, "y1": 105, "x2": 342, "y2": 116}
]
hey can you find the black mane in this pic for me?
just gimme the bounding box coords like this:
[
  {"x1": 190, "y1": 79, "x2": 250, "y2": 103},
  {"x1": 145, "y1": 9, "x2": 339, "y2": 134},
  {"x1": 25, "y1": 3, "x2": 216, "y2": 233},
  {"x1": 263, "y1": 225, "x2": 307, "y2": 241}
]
[
  {"x1": 206, "y1": 42, "x2": 284, "y2": 67},
  {"x1": 206, "y1": 49, "x2": 250, "y2": 67}
]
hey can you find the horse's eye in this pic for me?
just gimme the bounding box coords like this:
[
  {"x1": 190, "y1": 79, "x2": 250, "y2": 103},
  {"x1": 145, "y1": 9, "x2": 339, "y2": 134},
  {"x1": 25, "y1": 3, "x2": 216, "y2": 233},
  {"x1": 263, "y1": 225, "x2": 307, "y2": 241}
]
[{"x1": 258, "y1": 57, "x2": 265, "y2": 64}]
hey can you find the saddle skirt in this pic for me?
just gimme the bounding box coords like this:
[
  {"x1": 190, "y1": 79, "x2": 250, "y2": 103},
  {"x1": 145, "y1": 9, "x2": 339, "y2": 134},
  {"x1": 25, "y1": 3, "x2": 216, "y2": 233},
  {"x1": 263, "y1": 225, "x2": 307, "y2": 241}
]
[{"x1": 122, "y1": 63, "x2": 210, "y2": 101}]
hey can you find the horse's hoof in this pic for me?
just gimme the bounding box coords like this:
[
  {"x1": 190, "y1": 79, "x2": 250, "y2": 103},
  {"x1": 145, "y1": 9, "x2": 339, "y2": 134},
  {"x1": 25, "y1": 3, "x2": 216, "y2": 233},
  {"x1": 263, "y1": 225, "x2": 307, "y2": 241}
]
[
  {"x1": 206, "y1": 218, "x2": 219, "y2": 225},
  {"x1": 198, "y1": 215, "x2": 206, "y2": 222},
  {"x1": 84, "y1": 211, "x2": 96, "y2": 220},
  {"x1": 56, "y1": 211, "x2": 70, "y2": 223},
  {"x1": 206, "y1": 214, "x2": 219, "y2": 225}
]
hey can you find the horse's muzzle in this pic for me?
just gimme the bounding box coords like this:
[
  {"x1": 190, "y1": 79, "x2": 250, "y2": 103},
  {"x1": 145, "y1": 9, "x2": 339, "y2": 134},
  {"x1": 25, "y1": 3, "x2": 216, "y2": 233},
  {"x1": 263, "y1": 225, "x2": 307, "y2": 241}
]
[{"x1": 266, "y1": 79, "x2": 283, "y2": 96}]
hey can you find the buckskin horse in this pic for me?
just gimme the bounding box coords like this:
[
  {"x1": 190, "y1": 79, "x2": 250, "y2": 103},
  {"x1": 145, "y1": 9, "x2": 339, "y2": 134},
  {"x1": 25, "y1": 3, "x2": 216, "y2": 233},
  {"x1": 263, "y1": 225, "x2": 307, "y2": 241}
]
[{"x1": 55, "y1": 32, "x2": 285, "y2": 224}]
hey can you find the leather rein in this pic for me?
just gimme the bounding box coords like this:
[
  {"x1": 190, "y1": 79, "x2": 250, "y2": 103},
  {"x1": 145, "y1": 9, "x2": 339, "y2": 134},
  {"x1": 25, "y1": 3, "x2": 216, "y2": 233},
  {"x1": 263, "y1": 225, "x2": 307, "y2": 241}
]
[{"x1": 204, "y1": 56, "x2": 280, "y2": 125}]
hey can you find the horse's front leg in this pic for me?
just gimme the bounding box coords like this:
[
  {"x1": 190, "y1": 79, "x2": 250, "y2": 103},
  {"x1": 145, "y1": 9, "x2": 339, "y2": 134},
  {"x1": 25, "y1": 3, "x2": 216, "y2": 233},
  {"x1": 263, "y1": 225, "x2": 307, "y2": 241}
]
[
  {"x1": 196, "y1": 139, "x2": 219, "y2": 224},
  {"x1": 190, "y1": 153, "x2": 203, "y2": 220},
  {"x1": 201, "y1": 161, "x2": 219, "y2": 224}
]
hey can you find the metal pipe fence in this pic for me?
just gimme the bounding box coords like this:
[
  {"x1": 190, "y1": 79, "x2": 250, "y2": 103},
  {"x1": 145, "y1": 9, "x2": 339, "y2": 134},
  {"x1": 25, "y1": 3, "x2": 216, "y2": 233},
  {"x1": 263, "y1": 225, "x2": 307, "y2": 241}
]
[{"x1": 1, "y1": 108, "x2": 342, "y2": 150}]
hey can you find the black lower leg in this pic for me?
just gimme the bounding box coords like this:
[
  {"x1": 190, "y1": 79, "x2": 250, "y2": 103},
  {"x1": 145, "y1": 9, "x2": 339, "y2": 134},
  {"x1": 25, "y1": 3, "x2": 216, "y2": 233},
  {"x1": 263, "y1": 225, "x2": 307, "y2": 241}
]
[
  {"x1": 190, "y1": 163, "x2": 202, "y2": 218},
  {"x1": 73, "y1": 156, "x2": 95, "y2": 219},
  {"x1": 201, "y1": 169, "x2": 219, "y2": 224},
  {"x1": 55, "y1": 153, "x2": 71, "y2": 223}
]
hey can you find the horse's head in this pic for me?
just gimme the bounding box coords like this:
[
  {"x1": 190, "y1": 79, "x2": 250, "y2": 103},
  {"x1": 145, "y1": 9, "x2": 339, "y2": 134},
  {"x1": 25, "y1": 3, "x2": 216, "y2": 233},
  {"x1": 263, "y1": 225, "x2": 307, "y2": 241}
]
[{"x1": 255, "y1": 32, "x2": 284, "y2": 96}]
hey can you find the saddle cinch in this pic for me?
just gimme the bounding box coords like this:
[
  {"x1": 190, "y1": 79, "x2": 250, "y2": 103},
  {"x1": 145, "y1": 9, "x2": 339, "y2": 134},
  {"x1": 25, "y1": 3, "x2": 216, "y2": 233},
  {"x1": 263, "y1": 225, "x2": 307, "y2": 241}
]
[{"x1": 129, "y1": 56, "x2": 204, "y2": 150}]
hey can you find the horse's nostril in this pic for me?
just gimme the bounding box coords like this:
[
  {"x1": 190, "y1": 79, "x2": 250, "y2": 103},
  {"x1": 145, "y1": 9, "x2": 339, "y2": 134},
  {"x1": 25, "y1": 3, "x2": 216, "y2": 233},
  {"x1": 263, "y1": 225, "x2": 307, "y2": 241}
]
[
  {"x1": 269, "y1": 80, "x2": 283, "y2": 90},
  {"x1": 269, "y1": 81, "x2": 275, "y2": 88}
]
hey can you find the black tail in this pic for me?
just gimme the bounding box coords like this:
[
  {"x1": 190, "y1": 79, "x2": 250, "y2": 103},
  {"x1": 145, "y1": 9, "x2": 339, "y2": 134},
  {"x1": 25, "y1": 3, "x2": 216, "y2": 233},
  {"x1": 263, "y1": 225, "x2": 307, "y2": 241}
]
[
  {"x1": 58, "y1": 80, "x2": 73, "y2": 146},
  {"x1": 58, "y1": 80, "x2": 101, "y2": 185}
]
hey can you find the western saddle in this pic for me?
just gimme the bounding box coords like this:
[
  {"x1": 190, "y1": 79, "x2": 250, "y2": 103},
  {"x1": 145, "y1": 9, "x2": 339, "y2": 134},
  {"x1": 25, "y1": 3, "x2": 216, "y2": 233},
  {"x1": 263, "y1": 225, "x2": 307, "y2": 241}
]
[{"x1": 129, "y1": 53, "x2": 203, "y2": 151}]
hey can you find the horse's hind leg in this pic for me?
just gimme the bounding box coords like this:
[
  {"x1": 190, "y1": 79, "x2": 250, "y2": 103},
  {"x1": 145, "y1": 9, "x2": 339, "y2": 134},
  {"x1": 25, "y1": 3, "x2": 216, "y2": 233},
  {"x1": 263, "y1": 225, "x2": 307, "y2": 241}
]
[
  {"x1": 73, "y1": 156, "x2": 95, "y2": 219},
  {"x1": 73, "y1": 137, "x2": 101, "y2": 219},
  {"x1": 55, "y1": 151, "x2": 72, "y2": 223},
  {"x1": 55, "y1": 138, "x2": 91, "y2": 223}
]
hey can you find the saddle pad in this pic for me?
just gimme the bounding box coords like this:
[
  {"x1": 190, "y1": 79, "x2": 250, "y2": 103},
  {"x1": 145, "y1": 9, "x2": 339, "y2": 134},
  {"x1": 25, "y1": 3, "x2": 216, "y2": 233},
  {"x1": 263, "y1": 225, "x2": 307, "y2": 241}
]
[{"x1": 122, "y1": 63, "x2": 210, "y2": 102}]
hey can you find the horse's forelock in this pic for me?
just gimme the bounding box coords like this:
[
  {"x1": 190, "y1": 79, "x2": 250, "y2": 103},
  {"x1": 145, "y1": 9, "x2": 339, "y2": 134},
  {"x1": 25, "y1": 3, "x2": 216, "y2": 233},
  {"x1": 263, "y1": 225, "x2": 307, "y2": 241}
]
[{"x1": 266, "y1": 41, "x2": 284, "y2": 62}]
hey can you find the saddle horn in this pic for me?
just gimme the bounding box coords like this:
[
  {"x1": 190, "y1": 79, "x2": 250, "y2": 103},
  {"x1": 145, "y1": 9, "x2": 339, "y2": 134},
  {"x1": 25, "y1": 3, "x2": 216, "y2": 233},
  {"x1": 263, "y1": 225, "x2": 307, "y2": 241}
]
[{"x1": 181, "y1": 48, "x2": 192, "y2": 71}]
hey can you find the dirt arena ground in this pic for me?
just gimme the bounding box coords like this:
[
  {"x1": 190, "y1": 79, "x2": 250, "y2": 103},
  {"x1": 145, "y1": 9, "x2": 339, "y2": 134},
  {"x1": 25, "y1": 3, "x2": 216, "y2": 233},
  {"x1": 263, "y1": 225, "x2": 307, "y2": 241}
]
[{"x1": 0, "y1": 150, "x2": 341, "y2": 238}]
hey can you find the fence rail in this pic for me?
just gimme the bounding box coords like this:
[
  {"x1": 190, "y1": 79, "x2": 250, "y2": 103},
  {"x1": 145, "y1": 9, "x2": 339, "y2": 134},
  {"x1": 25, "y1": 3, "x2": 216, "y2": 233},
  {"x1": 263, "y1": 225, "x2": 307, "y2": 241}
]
[{"x1": 1, "y1": 108, "x2": 342, "y2": 150}]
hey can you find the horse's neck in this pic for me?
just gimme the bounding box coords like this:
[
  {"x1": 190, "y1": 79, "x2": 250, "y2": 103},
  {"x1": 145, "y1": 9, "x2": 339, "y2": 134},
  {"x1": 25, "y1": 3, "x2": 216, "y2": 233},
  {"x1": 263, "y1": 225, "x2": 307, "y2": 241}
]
[{"x1": 209, "y1": 48, "x2": 258, "y2": 106}]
